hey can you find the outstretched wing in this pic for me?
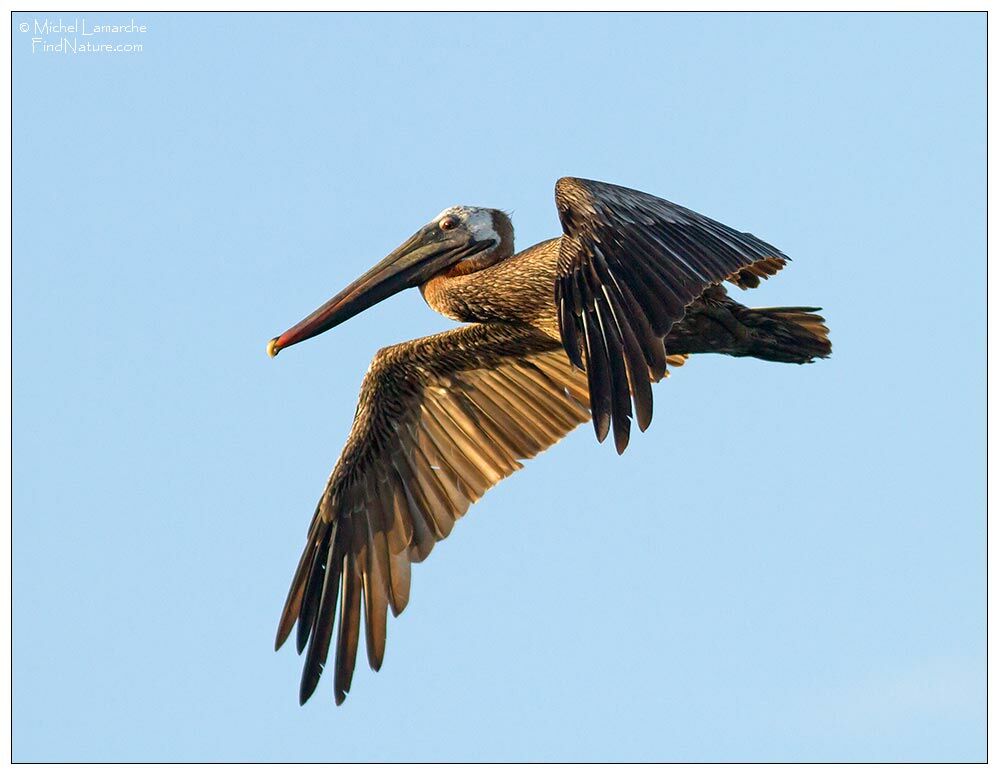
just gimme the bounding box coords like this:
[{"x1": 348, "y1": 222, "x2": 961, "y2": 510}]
[
  {"x1": 554, "y1": 177, "x2": 789, "y2": 452},
  {"x1": 275, "y1": 322, "x2": 590, "y2": 705}
]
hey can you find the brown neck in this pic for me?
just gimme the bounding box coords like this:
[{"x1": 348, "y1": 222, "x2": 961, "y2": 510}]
[{"x1": 419, "y1": 238, "x2": 563, "y2": 334}]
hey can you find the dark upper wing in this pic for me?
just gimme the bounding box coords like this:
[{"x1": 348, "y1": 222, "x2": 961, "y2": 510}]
[
  {"x1": 553, "y1": 177, "x2": 790, "y2": 452},
  {"x1": 274, "y1": 322, "x2": 590, "y2": 705}
]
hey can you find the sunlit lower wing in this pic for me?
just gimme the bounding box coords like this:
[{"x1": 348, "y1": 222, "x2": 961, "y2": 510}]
[
  {"x1": 553, "y1": 177, "x2": 790, "y2": 452},
  {"x1": 274, "y1": 322, "x2": 590, "y2": 705}
]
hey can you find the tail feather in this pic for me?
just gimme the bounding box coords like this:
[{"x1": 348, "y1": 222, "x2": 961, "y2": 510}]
[{"x1": 740, "y1": 306, "x2": 831, "y2": 363}]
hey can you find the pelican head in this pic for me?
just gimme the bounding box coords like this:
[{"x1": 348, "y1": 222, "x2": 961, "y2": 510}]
[{"x1": 267, "y1": 207, "x2": 513, "y2": 357}]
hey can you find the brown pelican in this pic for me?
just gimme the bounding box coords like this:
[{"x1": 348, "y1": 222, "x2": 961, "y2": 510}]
[{"x1": 267, "y1": 177, "x2": 830, "y2": 705}]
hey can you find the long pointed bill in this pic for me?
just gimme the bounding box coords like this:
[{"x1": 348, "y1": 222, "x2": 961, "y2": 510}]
[{"x1": 267, "y1": 226, "x2": 480, "y2": 357}]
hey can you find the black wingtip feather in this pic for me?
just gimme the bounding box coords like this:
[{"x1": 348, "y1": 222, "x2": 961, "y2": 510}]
[
  {"x1": 298, "y1": 532, "x2": 341, "y2": 706},
  {"x1": 606, "y1": 291, "x2": 654, "y2": 434},
  {"x1": 580, "y1": 304, "x2": 611, "y2": 443},
  {"x1": 333, "y1": 554, "x2": 362, "y2": 706},
  {"x1": 296, "y1": 528, "x2": 331, "y2": 655},
  {"x1": 558, "y1": 291, "x2": 585, "y2": 370},
  {"x1": 592, "y1": 295, "x2": 632, "y2": 454}
]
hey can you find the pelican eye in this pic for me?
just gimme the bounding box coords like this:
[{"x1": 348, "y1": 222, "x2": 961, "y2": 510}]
[{"x1": 439, "y1": 215, "x2": 459, "y2": 231}]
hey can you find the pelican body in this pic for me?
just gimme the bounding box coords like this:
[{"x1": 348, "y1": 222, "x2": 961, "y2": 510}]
[{"x1": 268, "y1": 178, "x2": 831, "y2": 705}]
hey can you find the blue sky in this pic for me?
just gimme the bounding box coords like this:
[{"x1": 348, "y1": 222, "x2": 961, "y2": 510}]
[{"x1": 12, "y1": 12, "x2": 984, "y2": 763}]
